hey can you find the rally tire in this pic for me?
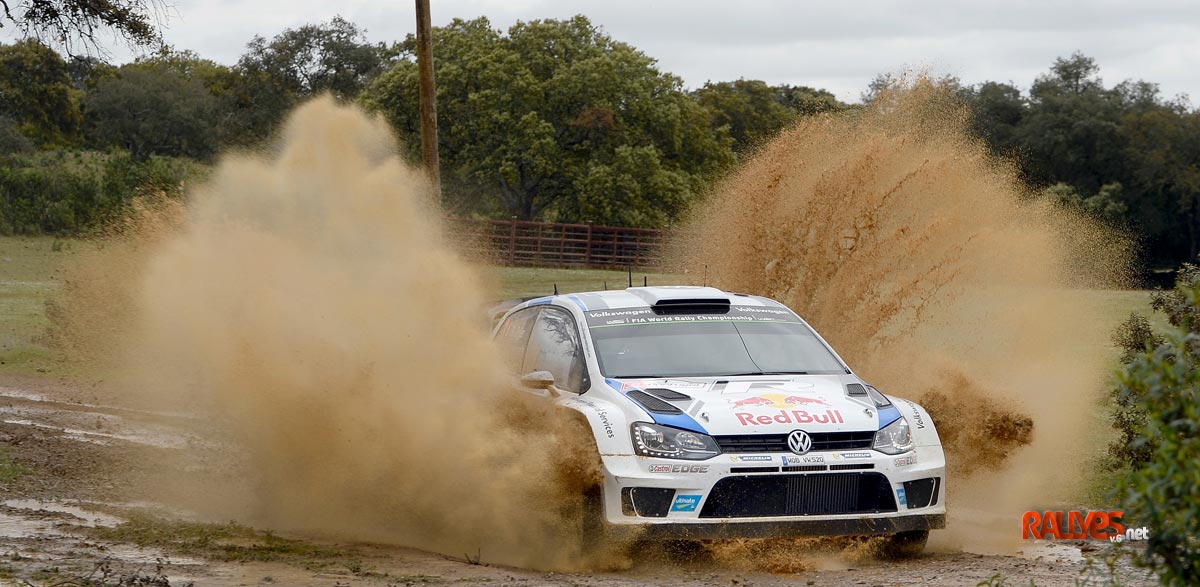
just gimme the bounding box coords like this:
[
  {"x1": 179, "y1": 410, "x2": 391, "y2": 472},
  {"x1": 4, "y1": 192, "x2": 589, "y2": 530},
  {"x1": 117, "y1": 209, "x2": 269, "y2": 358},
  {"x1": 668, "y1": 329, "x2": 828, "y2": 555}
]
[
  {"x1": 581, "y1": 484, "x2": 605, "y2": 551},
  {"x1": 877, "y1": 529, "x2": 929, "y2": 559}
]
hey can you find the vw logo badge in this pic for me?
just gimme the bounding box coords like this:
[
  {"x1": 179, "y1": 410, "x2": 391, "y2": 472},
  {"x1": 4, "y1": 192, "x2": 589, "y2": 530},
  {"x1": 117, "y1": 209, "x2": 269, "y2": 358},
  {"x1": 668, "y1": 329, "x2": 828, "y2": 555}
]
[{"x1": 788, "y1": 430, "x2": 813, "y2": 455}]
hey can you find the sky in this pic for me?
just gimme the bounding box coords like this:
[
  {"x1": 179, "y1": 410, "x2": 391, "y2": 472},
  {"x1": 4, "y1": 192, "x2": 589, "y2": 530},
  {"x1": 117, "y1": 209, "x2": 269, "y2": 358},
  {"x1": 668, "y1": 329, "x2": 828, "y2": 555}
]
[{"x1": 15, "y1": 0, "x2": 1200, "y2": 104}]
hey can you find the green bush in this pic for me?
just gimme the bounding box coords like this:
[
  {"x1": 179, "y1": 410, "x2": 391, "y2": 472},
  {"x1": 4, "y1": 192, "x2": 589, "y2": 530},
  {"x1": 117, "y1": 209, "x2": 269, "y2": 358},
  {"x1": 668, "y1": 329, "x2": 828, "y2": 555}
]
[
  {"x1": 0, "y1": 149, "x2": 201, "y2": 235},
  {"x1": 1107, "y1": 265, "x2": 1200, "y2": 469},
  {"x1": 1112, "y1": 284, "x2": 1200, "y2": 586}
]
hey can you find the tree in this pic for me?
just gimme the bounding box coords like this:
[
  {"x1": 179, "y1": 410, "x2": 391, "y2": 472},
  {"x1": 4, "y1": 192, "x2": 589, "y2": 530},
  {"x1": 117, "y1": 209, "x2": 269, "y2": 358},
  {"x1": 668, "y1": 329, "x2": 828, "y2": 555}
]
[
  {"x1": 775, "y1": 85, "x2": 843, "y2": 116},
  {"x1": 1017, "y1": 53, "x2": 1126, "y2": 195},
  {"x1": 959, "y1": 81, "x2": 1025, "y2": 157},
  {"x1": 1121, "y1": 103, "x2": 1200, "y2": 262},
  {"x1": 0, "y1": 39, "x2": 81, "y2": 145},
  {"x1": 694, "y1": 79, "x2": 844, "y2": 157},
  {"x1": 223, "y1": 16, "x2": 393, "y2": 145},
  {"x1": 64, "y1": 54, "x2": 114, "y2": 89},
  {"x1": 0, "y1": 115, "x2": 33, "y2": 153},
  {"x1": 0, "y1": 0, "x2": 163, "y2": 53},
  {"x1": 363, "y1": 15, "x2": 735, "y2": 226},
  {"x1": 84, "y1": 62, "x2": 219, "y2": 160}
]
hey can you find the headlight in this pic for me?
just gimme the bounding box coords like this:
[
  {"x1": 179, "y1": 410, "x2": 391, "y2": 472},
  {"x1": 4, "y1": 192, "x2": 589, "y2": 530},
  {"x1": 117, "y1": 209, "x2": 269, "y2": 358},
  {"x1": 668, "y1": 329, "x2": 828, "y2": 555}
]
[
  {"x1": 873, "y1": 416, "x2": 914, "y2": 455},
  {"x1": 631, "y1": 422, "x2": 720, "y2": 460}
]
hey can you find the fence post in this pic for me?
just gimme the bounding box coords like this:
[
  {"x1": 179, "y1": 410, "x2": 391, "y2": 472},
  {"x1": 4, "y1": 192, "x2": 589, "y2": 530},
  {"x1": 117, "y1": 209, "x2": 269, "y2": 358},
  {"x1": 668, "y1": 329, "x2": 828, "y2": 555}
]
[
  {"x1": 509, "y1": 216, "x2": 517, "y2": 265},
  {"x1": 585, "y1": 221, "x2": 593, "y2": 266}
]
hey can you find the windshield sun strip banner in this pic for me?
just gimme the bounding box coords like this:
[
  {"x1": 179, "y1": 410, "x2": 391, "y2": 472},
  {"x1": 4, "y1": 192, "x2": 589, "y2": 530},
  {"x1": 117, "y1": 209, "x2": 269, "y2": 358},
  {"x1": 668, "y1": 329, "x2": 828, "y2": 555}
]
[
  {"x1": 584, "y1": 306, "x2": 800, "y2": 328},
  {"x1": 588, "y1": 318, "x2": 808, "y2": 328}
]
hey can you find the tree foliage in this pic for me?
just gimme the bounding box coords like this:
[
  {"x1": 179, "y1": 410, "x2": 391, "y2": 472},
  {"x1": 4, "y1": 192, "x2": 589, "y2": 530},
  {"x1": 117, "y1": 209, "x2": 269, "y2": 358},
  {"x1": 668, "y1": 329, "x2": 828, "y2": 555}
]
[
  {"x1": 0, "y1": 0, "x2": 163, "y2": 53},
  {"x1": 693, "y1": 79, "x2": 845, "y2": 157},
  {"x1": 84, "y1": 61, "x2": 220, "y2": 160},
  {"x1": 957, "y1": 52, "x2": 1200, "y2": 269},
  {"x1": 224, "y1": 16, "x2": 394, "y2": 143},
  {"x1": 0, "y1": 39, "x2": 82, "y2": 145},
  {"x1": 363, "y1": 16, "x2": 735, "y2": 226}
]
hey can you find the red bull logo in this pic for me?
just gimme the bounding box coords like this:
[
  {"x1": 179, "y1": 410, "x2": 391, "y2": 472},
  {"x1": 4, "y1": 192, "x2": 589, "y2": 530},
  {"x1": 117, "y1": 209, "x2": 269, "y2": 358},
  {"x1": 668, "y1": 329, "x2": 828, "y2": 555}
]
[
  {"x1": 736, "y1": 409, "x2": 844, "y2": 426},
  {"x1": 728, "y1": 393, "x2": 840, "y2": 426},
  {"x1": 728, "y1": 393, "x2": 829, "y2": 410}
]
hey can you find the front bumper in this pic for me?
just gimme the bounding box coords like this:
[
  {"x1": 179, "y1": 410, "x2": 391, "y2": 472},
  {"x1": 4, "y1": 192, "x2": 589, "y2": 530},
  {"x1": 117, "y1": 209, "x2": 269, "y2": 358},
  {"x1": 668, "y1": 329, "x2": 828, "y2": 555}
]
[
  {"x1": 600, "y1": 443, "x2": 946, "y2": 537},
  {"x1": 636, "y1": 513, "x2": 945, "y2": 540}
]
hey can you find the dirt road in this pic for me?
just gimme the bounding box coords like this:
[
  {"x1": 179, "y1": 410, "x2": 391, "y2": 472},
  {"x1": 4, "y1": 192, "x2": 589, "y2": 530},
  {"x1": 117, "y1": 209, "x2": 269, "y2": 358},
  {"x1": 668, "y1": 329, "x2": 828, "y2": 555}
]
[{"x1": 0, "y1": 375, "x2": 1154, "y2": 587}]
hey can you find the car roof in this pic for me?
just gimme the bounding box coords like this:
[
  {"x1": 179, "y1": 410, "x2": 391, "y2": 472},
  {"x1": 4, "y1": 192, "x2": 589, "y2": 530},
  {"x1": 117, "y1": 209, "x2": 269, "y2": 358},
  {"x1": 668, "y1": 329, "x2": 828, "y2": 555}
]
[{"x1": 519, "y1": 286, "x2": 788, "y2": 313}]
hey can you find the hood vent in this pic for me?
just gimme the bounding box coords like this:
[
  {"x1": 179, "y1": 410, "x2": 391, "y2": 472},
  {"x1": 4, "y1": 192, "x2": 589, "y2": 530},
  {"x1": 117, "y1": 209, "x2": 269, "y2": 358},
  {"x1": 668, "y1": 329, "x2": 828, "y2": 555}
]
[
  {"x1": 627, "y1": 390, "x2": 683, "y2": 414},
  {"x1": 846, "y1": 383, "x2": 868, "y2": 397},
  {"x1": 644, "y1": 388, "x2": 692, "y2": 401}
]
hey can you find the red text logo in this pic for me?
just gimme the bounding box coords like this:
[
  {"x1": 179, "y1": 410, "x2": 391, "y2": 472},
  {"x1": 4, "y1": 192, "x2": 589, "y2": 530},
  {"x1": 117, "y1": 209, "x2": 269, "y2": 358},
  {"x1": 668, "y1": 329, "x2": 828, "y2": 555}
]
[
  {"x1": 1021, "y1": 511, "x2": 1125, "y2": 540},
  {"x1": 735, "y1": 409, "x2": 844, "y2": 426}
]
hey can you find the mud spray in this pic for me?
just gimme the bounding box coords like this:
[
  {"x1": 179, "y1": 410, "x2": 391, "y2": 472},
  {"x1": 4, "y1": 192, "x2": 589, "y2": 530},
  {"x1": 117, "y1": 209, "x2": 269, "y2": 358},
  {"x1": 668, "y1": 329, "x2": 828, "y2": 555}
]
[
  {"x1": 54, "y1": 97, "x2": 604, "y2": 570},
  {"x1": 674, "y1": 80, "x2": 1129, "y2": 555},
  {"x1": 56, "y1": 83, "x2": 1128, "y2": 572}
]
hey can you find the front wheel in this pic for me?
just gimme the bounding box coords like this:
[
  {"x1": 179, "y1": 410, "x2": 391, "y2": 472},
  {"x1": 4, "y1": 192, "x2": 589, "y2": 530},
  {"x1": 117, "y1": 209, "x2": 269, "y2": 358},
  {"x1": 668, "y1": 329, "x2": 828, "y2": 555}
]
[
  {"x1": 581, "y1": 484, "x2": 605, "y2": 550},
  {"x1": 877, "y1": 529, "x2": 929, "y2": 559}
]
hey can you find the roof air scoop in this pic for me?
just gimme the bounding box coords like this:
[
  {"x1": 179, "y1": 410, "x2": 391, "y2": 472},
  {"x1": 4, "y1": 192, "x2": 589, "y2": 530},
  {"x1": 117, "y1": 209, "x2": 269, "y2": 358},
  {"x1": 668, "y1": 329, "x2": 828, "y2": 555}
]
[{"x1": 626, "y1": 286, "x2": 732, "y2": 315}]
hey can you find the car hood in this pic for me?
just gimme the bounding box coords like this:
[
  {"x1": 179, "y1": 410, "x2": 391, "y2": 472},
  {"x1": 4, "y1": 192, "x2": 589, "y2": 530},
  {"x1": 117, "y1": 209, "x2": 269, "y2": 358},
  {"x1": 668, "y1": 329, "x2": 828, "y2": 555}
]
[{"x1": 607, "y1": 375, "x2": 898, "y2": 435}]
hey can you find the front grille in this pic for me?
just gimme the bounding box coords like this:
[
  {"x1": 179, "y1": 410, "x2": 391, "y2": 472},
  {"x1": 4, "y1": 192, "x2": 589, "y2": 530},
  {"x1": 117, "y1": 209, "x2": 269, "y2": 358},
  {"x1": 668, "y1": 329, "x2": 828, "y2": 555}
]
[
  {"x1": 715, "y1": 431, "x2": 876, "y2": 453},
  {"x1": 699, "y1": 472, "x2": 897, "y2": 518}
]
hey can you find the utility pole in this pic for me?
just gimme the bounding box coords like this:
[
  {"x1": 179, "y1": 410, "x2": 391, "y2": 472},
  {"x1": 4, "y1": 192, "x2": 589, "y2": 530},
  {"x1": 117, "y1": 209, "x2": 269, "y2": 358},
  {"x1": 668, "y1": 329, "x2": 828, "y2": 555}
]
[{"x1": 415, "y1": 0, "x2": 440, "y2": 195}]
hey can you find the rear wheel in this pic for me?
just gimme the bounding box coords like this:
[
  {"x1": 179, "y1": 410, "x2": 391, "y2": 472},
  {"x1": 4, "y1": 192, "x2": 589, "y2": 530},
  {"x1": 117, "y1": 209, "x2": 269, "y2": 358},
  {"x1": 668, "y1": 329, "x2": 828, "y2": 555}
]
[{"x1": 877, "y1": 529, "x2": 929, "y2": 559}]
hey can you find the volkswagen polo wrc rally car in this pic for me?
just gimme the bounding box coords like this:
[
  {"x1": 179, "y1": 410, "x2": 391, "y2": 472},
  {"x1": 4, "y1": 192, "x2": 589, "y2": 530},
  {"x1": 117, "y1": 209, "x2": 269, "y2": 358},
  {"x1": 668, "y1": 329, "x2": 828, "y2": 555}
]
[{"x1": 492, "y1": 286, "x2": 945, "y2": 554}]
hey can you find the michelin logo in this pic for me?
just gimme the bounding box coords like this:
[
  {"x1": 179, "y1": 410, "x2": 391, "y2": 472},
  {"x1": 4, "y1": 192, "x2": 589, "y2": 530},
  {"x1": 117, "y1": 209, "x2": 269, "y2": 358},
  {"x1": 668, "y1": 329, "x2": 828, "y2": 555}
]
[{"x1": 671, "y1": 494, "x2": 702, "y2": 512}]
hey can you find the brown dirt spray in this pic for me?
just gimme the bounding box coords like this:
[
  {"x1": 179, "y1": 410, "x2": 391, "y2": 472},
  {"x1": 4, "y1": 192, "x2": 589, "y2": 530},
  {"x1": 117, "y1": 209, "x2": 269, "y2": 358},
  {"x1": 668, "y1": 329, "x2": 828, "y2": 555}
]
[
  {"x1": 54, "y1": 97, "x2": 604, "y2": 570},
  {"x1": 673, "y1": 79, "x2": 1130, "y2": 552}
]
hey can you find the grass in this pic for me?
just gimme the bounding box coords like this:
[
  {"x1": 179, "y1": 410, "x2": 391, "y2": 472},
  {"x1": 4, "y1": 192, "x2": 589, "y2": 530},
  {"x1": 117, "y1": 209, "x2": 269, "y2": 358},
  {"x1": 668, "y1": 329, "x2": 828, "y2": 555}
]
[
  {"x1": 85, "y1": 513, "x2": 348, "y2": 565},
  {"x1": 0, "y1": 446, "x2": 30, "y2": 483},
  {"x1": 0, "y1": 236, "x2": 87, "y2": 375}
]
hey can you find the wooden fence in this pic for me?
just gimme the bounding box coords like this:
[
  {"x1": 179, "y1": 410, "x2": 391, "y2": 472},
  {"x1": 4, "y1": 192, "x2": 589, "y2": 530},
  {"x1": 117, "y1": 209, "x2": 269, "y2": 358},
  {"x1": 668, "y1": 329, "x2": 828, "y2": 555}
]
[{"x1": 445, "y1": 217, "x2": 667, "y2": 269}]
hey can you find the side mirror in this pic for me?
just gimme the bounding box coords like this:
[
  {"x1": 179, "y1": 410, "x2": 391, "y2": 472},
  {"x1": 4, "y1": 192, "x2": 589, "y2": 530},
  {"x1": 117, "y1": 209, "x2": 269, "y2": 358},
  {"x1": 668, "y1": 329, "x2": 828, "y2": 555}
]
[{"x1": 520, "y1": 370, "x2": 556, "y2": 390}]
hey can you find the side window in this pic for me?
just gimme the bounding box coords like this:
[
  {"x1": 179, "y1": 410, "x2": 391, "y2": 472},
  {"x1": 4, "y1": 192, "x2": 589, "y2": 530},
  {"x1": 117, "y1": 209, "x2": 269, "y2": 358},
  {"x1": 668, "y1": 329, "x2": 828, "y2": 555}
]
[
  {"x1": 523, "y1": 307, "x2": 588, "y2": 393},
  {"x1": 494, "y1": 308, "x2": 539, "y2": 373}
]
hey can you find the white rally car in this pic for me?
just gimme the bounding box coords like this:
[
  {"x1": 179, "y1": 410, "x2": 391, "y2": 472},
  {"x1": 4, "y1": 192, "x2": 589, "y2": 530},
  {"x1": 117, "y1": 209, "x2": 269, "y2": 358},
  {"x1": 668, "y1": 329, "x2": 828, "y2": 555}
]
[{"x1": 493, "y1": 286, "x2": 945, "y2": 555}]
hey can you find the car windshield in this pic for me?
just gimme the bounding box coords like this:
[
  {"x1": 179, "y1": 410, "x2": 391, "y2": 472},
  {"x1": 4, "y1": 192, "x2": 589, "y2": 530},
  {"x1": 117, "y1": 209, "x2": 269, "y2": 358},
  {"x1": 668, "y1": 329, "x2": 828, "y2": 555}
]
[{"x1": 584, "y1": 306, "x2": 846, "y2": 378}]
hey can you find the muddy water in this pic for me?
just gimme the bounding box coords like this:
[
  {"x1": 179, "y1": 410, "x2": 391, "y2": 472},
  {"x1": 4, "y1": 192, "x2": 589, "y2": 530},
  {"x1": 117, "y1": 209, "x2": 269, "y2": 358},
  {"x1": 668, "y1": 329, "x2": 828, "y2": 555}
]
[{"x1": 674, "y1": 81, "x2": 1129, "y2": 552}]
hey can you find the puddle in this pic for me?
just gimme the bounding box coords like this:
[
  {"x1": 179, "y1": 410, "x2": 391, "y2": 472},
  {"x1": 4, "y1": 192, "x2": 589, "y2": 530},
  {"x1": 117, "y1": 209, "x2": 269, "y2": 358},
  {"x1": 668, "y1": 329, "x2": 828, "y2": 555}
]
[
  {"x1": 0, "y1": 402, "x2": 216, "y2": 450},
  {"x1": 1, "y1": 417, "x2": 198, "y2": 449},
  {"x1": 3, "y1": 499, "x2": 125, "y2": 528},
  {"x1": 0, "y1": 388, "x2": 198, "y2": 421}
]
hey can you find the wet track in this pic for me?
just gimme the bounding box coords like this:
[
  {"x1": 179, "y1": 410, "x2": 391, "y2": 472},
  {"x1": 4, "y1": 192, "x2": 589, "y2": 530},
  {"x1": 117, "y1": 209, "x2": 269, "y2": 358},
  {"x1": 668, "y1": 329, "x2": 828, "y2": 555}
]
[{"x1": 0, "y1": 376, "x2": 1155, "y2": 587}]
